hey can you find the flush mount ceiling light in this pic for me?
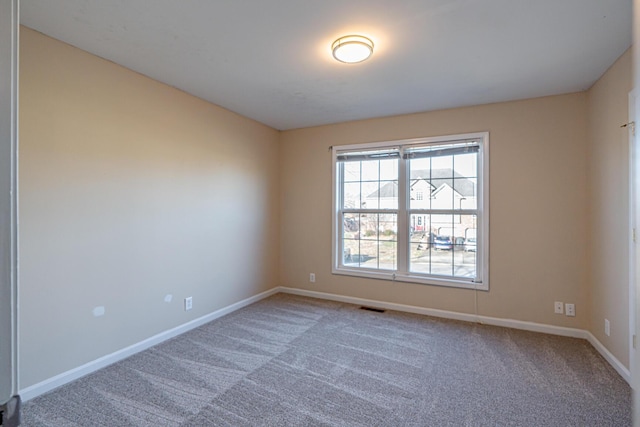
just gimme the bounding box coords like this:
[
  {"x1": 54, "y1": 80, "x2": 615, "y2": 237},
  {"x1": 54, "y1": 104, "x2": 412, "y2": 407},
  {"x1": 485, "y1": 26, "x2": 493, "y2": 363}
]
[{"x1": 332, "y1": 35, "x2": 374, "y2": 64}]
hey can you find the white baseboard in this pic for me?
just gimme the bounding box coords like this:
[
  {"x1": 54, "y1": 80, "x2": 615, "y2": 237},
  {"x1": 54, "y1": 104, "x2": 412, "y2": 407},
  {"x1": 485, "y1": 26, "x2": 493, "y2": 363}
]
[
  {"x1": 20, "y1": 287, "x2": 280, "y2": 402},
  {"x1": 280, "y1": 287, "x2": 482, "y2": 322},
  {"x1": 277, "y1": 287, "x2": 631, "y2": 384},
  {"x1": 20, "y1": 285, "x2": 631, "y2": 402},
  {"x1": 585, "y1": 331, "x2": 631, "y2": 383}
]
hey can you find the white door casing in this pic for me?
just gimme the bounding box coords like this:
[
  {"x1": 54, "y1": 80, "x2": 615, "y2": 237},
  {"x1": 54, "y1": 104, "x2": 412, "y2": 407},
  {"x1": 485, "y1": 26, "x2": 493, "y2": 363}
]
[
  {"x1": 0, "y1": 0, "x2": 19, "y2": 406},
  {"x1": 633, "y1": 89, "x2": 640, "y2": 426}
]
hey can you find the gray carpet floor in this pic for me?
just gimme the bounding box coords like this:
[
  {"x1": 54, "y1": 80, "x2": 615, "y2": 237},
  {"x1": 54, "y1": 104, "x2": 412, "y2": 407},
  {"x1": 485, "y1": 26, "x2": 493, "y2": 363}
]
[{"x1": 21, "y1": 293, "x2": 631, "y2": 426}]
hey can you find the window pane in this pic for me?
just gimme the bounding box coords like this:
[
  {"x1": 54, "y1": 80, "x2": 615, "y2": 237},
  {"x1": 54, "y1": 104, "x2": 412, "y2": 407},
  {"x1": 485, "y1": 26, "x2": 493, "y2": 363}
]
[
  {"x1": 343, "y1": 238, "x2": 359, "y2": 266},
  {"x1": 343, "y1": 161, "x2": 361, "y2": 182},
  {"x1": 432, "y1": 214, "x2": 452, "y2": 236},
  {"x1": 410, "y1": 159, "x2": 431, "y2": 210},
  {"x1": 343, "y1": 182, "x2": 361, "y2": 209},
  {"x1": 378, "y1": 214, "x2": 397, "y2": 269},
  {"x1": 359, "y1": 181, "x2": 398, "y2": 210},
  {"x1": 454, "y1": 178, "x2": 477, "y2": 210},
  {"x1": 410, "y1": 176, "x2": 431, "y2": 210},
  {"x1": 378, "y1": 240, "x2": 397, "y2": 270},
  {"x1": 430, "y1": 247, "x2": 454, "y2": 276},
  {"x1": 379, "y1": 214, "x2": 397, "y2": 240},
  {"x1": 343, "y1": 213, "x2": 360, "y2": 239},
  {"x1": 410, "y1": 157, "x2": 431, "y2": 173},
  {"x1": 454, "y1": 249, "x2": 476, "y2": 278},
  {"x1": 459, "y1": 222, "x2": 477, "y2": 277},
  {"x1": 410, "y1": 243, "x2": 432, "y2": 274},
  {"x1": 452, "y1": 217, "x2": 477, "y2": 278},
  {"x1": 377, "y1": 180, "x2": 398, "y2": 209},
  {"x1": 409, "y1": 214, "x2": 477, "y2": 279},
  {"x1": 411, "y1": 155, "x2": 479, "y2": 210},
  {"x1": 361, "y1": 182, "x2": 379, "y2": 209},
  {"x1": 410, "y1": 214, "x2": 433, "y2": 274},
  {"x1": 361, "y1": 160, "x2": 379, "y2": 181},
  {"x1": 342, "y1": 214, "x2": 397, "y2": 271},
  {"x1": 453, "y1": 153, "x2": 477, "y2": 179},
  {"x1": 410, "y1": 214, "x2": 432, "y2": 240},
  {"x1": 430, "y1": 178, "x2": 454, "y2": 210},
  {"x1": 452, "y1": 151, "x2": 478, "y2": 210},
  {"x1": 360, "y1": 213, "x2": 378, "y2": 240},
  {"x1": 379, "y1": 159, "x2": 398, "y2": 181},
  {"x1": 342, "y1": 160, "x2": 399, "y2": 210},
  {"x1": 410, "y1": 155, "x2": 431, "y2": 210},
  {"x1": 354, "y1": 240, "x2": 378, "y2": 268},
  {"x1": 431, "y1": 214, "x2": 475, "y2": 244},
  {"x1": 431, "y1": 154, "x2": 453, "y2": 172},
  {"x1": 459, "y1": 215, "x2": 477, "y2": 244}
]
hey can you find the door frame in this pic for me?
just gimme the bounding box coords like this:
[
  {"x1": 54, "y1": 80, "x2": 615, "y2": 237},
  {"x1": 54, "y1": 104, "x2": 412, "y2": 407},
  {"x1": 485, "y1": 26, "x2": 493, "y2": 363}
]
[
  {"x1": 632, "y1": 87, "x2": 640, "y2": 427},
  {"x1": 0, "y1": 0, "x2": 20, "y2": 424},
  {"x1": 630, "y1": 89, "x2": 637, "y2": 387}
]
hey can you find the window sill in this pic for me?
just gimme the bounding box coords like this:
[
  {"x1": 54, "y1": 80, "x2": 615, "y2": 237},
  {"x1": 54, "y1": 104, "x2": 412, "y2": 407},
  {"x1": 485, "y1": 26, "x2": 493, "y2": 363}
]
[{"x1": 332, "y1": 266, "x2": 489, "y2": 291}]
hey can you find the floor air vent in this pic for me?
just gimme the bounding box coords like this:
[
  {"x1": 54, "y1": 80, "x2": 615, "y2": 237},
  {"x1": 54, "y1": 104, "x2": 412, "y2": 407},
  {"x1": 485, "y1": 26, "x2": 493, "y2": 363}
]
[{"x1": 360, "y1": 306, "x2": 385, "y2": 313}]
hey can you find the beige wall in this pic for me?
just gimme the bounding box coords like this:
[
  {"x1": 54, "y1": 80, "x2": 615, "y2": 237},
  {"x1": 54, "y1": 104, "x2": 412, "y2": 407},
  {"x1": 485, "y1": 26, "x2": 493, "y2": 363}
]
[
  {"x1": 18, "y1": 27, "x2": 280, "y2": 388},
  {"x1": 586, "y1": 49, "x2": 633, "y2": 369},
  {"x1": 280, "y1": 94, "x2": 589, "y2": 328}
]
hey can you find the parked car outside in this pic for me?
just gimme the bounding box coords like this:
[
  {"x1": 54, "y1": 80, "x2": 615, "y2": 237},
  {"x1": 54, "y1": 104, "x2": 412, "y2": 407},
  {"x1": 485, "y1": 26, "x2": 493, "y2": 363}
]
[
  {"x1": 433, "y1": 235, "x2": 453, "y2": 250},
  {"x1": 465, "y1": 237, "x2": 477, "y2": 252}
]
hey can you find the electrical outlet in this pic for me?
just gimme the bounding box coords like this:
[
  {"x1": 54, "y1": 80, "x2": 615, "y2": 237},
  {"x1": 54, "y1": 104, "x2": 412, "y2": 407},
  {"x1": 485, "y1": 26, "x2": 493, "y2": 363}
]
[
  {"x1": 565, "y1": 303, "x2": 575, "y2": 317},
  {"x1": 554, "y1": 301, "x2": 563, "y2": 314},
  {"x1": 184, "y1": 297, "x2": 193, "y2": 311},
  {"x1": 605, "y1": 319, "x2": 610, "y2": 336},
  {"x1": 310, "y1": 273, "x2": 316, "y2": 283}
]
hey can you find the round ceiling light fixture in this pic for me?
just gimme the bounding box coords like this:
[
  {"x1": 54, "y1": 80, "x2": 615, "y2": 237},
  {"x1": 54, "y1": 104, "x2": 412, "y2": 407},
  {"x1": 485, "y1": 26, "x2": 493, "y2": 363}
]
[{"x1": 332, "y1": 35, "x2": 374, "y2": 64}]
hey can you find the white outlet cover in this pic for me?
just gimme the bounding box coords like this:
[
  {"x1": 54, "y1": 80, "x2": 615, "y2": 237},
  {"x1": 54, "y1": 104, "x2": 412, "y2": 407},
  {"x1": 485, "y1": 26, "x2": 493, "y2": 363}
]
[
  {"x1": 164, "y1": 294, "x2": 173, "y2": 303},
  {"x1": 92, "y1": 306, "x2": 105, "y2": 317},
  {"x1": 565, "y1": 303, "x2": 575, "y2": 317},
  {"x1": 554, "y1": 301, "x2": 563, "y2": 314}
]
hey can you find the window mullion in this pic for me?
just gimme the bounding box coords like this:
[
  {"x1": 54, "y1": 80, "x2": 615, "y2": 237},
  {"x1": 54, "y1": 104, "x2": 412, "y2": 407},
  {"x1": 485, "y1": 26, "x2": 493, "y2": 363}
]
[
  {"x1": 397, "y1": 150, "x2": 408, "y2": 275},
  {"x1": 337, "y1": 163, "x2": 345, "y2": 268},
  {"x1": 476, "y1": 141, "x2": 488, "y2": 285}
]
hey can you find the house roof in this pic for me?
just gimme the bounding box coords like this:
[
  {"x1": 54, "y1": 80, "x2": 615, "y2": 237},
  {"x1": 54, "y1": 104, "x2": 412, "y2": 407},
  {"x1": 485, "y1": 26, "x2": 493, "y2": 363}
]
[
  {"x1": 374, "y1": 181, "x2": 398, "y2": 199},
  {"x1": 368, "y1": 169, "x2": 476, "y2": 199},
  {"x1": 412, "y1": 169, "x2": 476, "y2": 198}
]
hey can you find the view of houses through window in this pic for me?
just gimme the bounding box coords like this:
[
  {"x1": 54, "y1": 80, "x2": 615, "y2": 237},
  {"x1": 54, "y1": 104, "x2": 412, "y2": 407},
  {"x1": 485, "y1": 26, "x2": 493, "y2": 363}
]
[
  {"x1": 334, "y1": 133, "x2": 488, "y2": 289},
  {"x1": 342, "y1": 156, "x2": 398, "y2": 270},
  {"x1": 408, "y1": 148, "x2": 478, "y2": 278}
]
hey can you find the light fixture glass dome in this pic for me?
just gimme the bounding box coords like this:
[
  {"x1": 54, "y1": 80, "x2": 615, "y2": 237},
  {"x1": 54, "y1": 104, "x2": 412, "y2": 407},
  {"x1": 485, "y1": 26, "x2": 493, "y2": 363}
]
[{"x1": 332, "y1": 35, "x2": 374, "y2": 64}]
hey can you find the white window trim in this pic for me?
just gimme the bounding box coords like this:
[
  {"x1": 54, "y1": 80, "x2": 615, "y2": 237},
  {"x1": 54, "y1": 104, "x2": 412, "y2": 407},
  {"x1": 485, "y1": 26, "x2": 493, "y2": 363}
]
[{"x1": 331, "y1": 132, "x2": 489, "y2": 291}]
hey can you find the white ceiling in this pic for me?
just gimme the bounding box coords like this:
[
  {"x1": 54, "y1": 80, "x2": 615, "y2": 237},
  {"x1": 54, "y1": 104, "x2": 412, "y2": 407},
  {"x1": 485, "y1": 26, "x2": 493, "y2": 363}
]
[{"x1": 20, "y1": 0, "x2": 633, "y2": 131}]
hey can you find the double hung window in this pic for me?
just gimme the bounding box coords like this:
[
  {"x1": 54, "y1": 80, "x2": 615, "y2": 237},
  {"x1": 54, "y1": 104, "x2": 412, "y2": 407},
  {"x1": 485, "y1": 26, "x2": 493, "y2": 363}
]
[{"x1": 332, "y1": 132, "x2": 489, "y2": 290}]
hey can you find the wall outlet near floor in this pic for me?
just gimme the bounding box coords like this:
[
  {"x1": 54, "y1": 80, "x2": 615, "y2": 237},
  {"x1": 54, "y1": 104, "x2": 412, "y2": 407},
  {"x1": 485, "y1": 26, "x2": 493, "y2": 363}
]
[
  {"x1": 605, "y1": 319, "x2": 610, "y2": 336},
  {"x1": 554, "y1": 301, "x2": 564, "y2": 314},
  {"x1": 310, "y1": 273, "x2": 316, "y2": 283},
  {"x1": 565, "y1": 303, "x2": 575, "y2": 317},
  {"x1": 184, "y1": 297, "x2": 193, "y2": 311}
]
